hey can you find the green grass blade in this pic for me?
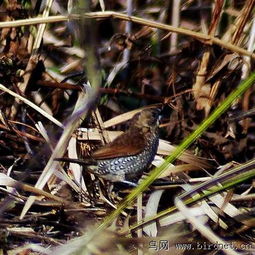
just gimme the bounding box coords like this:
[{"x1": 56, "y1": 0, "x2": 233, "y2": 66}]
[{"x1": 77, "y1": 72, "x2": 255, "y2": 250}]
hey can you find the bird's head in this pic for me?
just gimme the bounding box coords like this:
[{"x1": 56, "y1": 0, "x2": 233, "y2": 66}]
[{"x1": 133, "y1": 108, "x2": 161, "y2": 130}]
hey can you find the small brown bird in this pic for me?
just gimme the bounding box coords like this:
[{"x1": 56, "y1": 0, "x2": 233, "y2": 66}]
[{"x1": 57, "y1": 108, "x2": 160, "y2": 183}]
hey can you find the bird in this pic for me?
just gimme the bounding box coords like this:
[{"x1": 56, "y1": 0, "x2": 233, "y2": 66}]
[{"x1": 56, "y1": 108, "x2": 160, "y2": 183}]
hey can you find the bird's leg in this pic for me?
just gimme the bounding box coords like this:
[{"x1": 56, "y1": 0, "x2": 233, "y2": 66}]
[{"x1": 121, "y1": 180, "x2": 138, "y2": 187}]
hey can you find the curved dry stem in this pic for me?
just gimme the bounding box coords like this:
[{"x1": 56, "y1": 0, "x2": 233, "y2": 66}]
[{"x1": 0, "y1": 11, "x2": 254, "y2": 59}]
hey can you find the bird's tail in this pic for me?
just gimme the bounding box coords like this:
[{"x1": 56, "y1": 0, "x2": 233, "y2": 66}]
[{"x1": 54, "y1": 157, "x2": 97, "y2": 165}]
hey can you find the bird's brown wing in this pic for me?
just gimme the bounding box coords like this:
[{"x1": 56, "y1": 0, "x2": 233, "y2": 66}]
[{"x1": 92, "y1": 129, "x2": 145, "y2": 159}]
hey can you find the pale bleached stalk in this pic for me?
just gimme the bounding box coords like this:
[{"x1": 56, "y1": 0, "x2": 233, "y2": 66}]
[
  {"x1": 122, "y1": 0, "x2": 132, "y2": 63},
  {"x1": 175, "y1": 198, "x2": 240, "y2": 255},
  {"x1": 170, "y1": 0, "x2": 181, "y2": 51},
  {"x1": 137, "y1": 194, "x2": 143, "y2": 255},
  {"x1": 18, "y1": 0, "x2": 54, "y2": 94},
  {"x1": 11, "y1": 0, "x2": 54, "y2": 119},
  {"x1": 19, "y1": 87, "x2": 98, "y2": 219},
  {"x1": 0, "y1": 84, "x2": 63, "y2": 128}
]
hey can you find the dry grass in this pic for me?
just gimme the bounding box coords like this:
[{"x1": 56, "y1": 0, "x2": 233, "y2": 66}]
[{"x1": 0, "y1": 1, "x2": 254, "y2": 254}]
